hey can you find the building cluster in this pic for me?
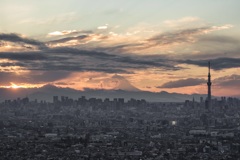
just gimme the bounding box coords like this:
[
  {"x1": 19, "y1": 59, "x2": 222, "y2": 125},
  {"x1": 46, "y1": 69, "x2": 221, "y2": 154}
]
[{"x1": 1, "y1": 95, "x2": 240, "y2": 160}]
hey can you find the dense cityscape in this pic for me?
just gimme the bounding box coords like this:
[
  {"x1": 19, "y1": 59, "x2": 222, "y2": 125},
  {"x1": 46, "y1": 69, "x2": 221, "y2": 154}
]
[{"x1": 1, "y1": 91, "x2": 240, "y2": 160}]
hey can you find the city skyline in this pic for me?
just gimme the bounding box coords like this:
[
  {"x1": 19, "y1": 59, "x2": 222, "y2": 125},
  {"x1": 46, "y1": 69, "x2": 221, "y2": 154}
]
[{"x1": 1, "y1": 0, "x2": 240, "y2": 97}]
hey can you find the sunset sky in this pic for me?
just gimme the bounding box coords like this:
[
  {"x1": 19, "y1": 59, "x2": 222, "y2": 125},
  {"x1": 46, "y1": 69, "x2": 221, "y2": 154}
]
[{"x1": 0, "y1": 0, "x2": 240, "y2": 97}]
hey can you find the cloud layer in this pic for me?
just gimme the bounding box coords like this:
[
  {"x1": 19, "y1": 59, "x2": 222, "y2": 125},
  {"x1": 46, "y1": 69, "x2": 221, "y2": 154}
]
[
  {"x1": 0, "y1": 21, "x2": 239, "y2": 95},
  {"x1": 181, "y1": 57, "x2": 240, "y2": 70},
  {"x1": 0, "y1": 33, "x2": 47, "y2": 49},
  {"x1": 157, "y1": 78, "x2": 206, "y2": 88}
]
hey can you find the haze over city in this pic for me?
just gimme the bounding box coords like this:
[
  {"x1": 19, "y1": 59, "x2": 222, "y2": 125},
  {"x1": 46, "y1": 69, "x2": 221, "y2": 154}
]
[{"x1": 1, "y1": 0, "x2": 240, "y2": 97}]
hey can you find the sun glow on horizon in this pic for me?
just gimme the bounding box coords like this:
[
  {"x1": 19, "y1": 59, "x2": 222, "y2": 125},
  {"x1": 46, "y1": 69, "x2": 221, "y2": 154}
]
[
  {"x1": 4, "y1": 83, "x2": 23, "y2": 89},
  {"x1": 0, "y1": 83, "x2": 41, "y2": 89}
]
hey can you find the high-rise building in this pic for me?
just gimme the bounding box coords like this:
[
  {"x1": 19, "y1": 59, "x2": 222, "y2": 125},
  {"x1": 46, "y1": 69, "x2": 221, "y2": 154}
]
[
  {"x1": 53, "y1": 96, "x2": 58, "y2": 103},
  {"x1": 207, "y1": 61, "x2": 212, "y2": 109},
  {"x1": 200, "y1": 97, "x2": 204, "y2": 104}
]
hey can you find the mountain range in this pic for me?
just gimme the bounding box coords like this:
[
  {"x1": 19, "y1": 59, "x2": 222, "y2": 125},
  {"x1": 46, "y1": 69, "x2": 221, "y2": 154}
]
[{"x1": 0, "y1": 84, "x2": 207, "y2": 103}]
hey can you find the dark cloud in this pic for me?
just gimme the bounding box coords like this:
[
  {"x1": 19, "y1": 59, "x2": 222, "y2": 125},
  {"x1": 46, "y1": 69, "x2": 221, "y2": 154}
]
[
  {"x1": 35, "y1": 62, "x2": 131, "y2": 73},
  {"x1": 6, "y1": 29, "x2": 238, "y2": 75},
  {"x1": 93, "y1": 27, "x2": 221, "y2": 53},
  {"x1": 176, "y1": 35, "x2": 240, "y2": 60},
  {"x1": 0, "y1": 27, "x2": 238, "y2": 87},
  {"x1": 2, "y1": 44, "x2": 238, "y2": 74},
  {"x1": 181, "y1": 57, "x2": 240, "y2": 70},
  {"x1": 93, "y1": 27, "x2": 214, "y2": 53},
  {"x1": 0, "y1": 71, "x2": 71, "y2": 85},
  {"x1": 146, "y1": 27, "x2": 210, "y2": 47},
  {"x1": 0, "y1": 52, "x2": 48, "y2": 61},
  {"x1": 30, "y1": 71, "x2": 72, "y2": 82},
  {"x1": 47, "y1": 35, "x2": 89, "y2": 44},
  {"x1": 115, "y1": 56, "x2": 180, "y2": 70},
  {"x1": 95, "y1": 43, "x2": 142, "y2": 53},
  {"x1": 0, "y1": 44, "x2": 180, "y2": 73},
  {"x1": 214, "y1": 74, "x2": 240, "y2": 88},
  {"x1": 157, "y1": 78, "x2": 205, "y2": 88},
  {"x1": 0, "y1": 62, "x2": 20, "y2": 67},
  {"x1": 3, "y1": 29, "x2": 237, "y2": 76},
  {"x1": 199, "y1": 35, "x2": 239, "y2": 44},
  {"x1": 0, "y1": 33, "x2": 47, "y2": 49},
  {"x1": 47, "y1": 47, "x2": 116, "y2": 58},
  {"x1": 54, "y1": 82, "x2": 75, "y2": 85},
  {"x1": 47, "y1": 33, "x2": 108, "y2": 45}
]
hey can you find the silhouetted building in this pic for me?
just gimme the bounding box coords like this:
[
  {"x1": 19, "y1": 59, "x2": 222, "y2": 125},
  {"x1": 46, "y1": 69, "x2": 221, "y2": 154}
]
[
  {"x1": 200, "y1": 97, "x2": 203, "y2": 104},
  {"x1": 61, "y1": 96, "x2": 65, "y2": 102},
  {"x1": 207, "y1": 61, "x2": 212, "y2": 109},
  {"x1": 53, "y1": 96, "x2": 58, "y2": 103},
  {"x1": 22, "y1": 97, "x2": 29, "y2": 104}
]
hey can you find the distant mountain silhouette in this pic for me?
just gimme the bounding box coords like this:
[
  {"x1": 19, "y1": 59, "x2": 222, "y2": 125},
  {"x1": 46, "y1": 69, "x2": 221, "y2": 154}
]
[
  {"x1": 0, "y1": 84, "x2": 207, "y2": 102},
  {"x1": 96, "y1": 74, "x2": 140, "y2": 91},
  {"x1": 111, "y1": 75, "x2": 140, "y2": 91}
]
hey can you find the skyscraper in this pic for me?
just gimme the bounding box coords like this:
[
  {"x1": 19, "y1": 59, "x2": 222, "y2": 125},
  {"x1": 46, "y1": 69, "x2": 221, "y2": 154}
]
[
  {"x1": 53, "y1": 96, "x2": 58, "y2": 103},
  {"x1": 207, "y1": 61, "x2": 212, "y2": 109}
]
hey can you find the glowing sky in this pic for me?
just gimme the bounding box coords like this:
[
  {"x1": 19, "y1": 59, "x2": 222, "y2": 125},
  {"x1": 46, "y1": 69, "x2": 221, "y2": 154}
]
[{"x1": 0, "y1": 0, "x2": 240, "y2": 97}]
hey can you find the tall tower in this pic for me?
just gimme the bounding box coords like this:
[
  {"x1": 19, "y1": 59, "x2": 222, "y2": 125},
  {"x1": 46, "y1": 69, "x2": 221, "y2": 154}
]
[{"x1": 207, "y1": 61, "x2": 212, "y2": 109}]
